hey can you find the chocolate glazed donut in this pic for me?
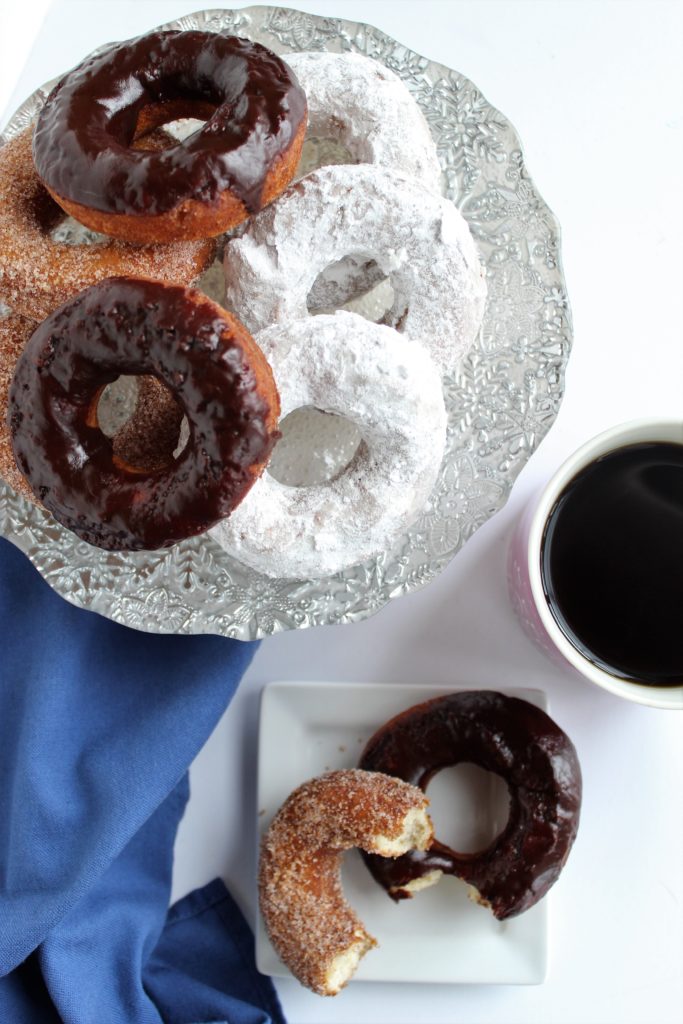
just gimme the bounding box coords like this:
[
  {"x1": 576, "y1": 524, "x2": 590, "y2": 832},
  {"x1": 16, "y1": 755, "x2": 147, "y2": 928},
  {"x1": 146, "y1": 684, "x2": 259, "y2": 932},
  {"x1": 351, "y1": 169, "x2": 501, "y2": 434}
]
[
  {"x1": 359, "y1": 691, "x2": 581, "y2": 919},
  {"x1": 8, "y1": 276, "x2": 280, "y2": 551},
  {"x1": 32, "y1": 30, "x2": 307, "y2": 242}
]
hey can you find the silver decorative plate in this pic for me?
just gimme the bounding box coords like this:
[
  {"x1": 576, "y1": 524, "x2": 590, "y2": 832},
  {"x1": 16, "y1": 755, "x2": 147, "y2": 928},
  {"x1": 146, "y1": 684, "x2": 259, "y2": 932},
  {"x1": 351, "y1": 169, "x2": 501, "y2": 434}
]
[{"x1": 0, "y1": 6, "x2": 572, "y2": 639}]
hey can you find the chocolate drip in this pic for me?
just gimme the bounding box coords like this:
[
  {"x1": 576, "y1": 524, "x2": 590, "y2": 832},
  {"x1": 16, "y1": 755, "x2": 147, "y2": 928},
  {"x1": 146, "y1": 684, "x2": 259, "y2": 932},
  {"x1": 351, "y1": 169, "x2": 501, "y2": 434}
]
[
  {"x1": 33, "y1": 31, "x2": 307, "y2": 216},
  {"x1": 359, "y1": 691, "x2": 581, "y2": 919}
]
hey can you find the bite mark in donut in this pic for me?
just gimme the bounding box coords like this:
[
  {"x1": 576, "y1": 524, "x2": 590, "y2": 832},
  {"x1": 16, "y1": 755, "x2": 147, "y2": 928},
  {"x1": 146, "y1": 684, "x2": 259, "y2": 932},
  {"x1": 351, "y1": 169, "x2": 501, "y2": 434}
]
[
  {"x1": 359, "y1": 691, "x2": 581, "y2": 919},
  {"x1": 8, "y1": 277, "x2": 280, "y2": 550},
  {"x1": 259, "y1": 769, "x2": 433, "y2": 996},
  {"x1": 32, "y1": 31, "x2": 308, "y2": 242}
]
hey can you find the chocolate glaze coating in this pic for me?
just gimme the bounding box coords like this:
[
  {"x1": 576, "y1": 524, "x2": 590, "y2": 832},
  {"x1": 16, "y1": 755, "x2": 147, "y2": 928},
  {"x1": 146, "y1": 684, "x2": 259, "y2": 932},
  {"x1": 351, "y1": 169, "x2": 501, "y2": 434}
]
[
  {"x1": 32, "y1": 30, "x2": 307, "y2": 216},
  {"x1": 359, "y1": 691, "x2": 581, "y2": 919},
  {"x1": 8, "y1": 276, "x2": 279, "y2": 550}
]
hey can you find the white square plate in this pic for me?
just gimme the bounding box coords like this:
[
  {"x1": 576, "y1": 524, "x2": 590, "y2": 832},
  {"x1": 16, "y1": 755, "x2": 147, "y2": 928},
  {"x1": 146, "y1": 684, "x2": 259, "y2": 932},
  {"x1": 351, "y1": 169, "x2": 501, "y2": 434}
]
[{"x1": 256, "y1": 682, "x2": 548, "y2": 985}]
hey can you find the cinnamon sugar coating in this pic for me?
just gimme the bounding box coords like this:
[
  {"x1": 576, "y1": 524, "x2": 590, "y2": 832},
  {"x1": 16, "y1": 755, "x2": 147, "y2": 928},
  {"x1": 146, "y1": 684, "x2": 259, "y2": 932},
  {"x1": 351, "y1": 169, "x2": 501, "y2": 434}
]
[
  {"x1": 259, "y1": 769, "x2": 432, "y2": 996},
  {"x1": 110, "y1": 377, "x2": 184, "y2": 473},
  {"x1": 0, "y1": 128, "x2": 215, "y2": 323},
  {"x1": 0, "y1": 311, "x2": 34, "y2": 499}
]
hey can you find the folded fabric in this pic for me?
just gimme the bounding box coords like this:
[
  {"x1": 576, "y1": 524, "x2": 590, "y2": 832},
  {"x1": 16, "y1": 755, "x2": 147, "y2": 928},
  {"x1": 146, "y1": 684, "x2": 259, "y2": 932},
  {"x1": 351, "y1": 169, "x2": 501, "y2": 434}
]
[{"x1": 0, "y1": 538, "x2": 284, "y2": 1023}]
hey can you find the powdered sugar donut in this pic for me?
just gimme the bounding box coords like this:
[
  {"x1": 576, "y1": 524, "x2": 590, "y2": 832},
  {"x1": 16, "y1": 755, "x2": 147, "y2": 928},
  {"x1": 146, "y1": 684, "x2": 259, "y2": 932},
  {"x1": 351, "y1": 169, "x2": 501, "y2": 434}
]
[
  {"x1": 288, "y1": 53, "x2": 442, "y2": 312},
  {"x1": 287, "y1": 51, "x2": 442, "y2": 193},
  {"x1": 211, "y1": 311, "x2": 447, "y2": 578},
  {"x1": 223, "y1": 164, "x2": 486, "y2": 376}
]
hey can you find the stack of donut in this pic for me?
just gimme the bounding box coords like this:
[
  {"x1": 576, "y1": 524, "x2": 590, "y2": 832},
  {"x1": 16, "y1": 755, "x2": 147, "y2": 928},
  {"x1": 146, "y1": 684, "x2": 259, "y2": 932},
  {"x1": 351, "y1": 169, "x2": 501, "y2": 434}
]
[{"x1": 0, "y1": 29, "x2": 487, "y2": 572}]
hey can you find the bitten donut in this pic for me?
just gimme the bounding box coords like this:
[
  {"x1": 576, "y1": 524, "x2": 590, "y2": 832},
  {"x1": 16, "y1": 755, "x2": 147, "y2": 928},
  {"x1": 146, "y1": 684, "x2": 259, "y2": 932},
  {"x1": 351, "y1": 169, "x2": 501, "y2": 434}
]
[
  {"x1": 224, "y1": 164, "x2": 487, "y2": 375},
  {"x1": 287, "y1": 51, "x2": 442, "y2": 192},
  {"x1": 259, "y1": 769, "x2": 433, "y2": 996},
  {"x1": 211, "y1": 311, "x2": 447, "y2": 578},
  {"x1": 359, "y1": 691, "x2": 582, "y2": 919},
  {"x1": 0, "y1": 128, "x2": 215, "y2": 322},
  {"x1": 32, "y1": 30, "x2": 307, "y2": 242},
  {"x1": 8, "y1": 277, "x2": 280, "y2": 550}
]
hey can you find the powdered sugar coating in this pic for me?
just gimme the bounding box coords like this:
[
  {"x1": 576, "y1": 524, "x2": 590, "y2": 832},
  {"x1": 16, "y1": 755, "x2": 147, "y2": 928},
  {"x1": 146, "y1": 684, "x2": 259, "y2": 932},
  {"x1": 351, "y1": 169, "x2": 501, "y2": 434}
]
[
  {"x1": 287, "y1": 51, "x2": 442, "y2": 193},
  {"x1": 291, "y1": 50, "x2": 442, "y2": 312},
  {"x1": 259, "y1": 769, "x2": 431, "y2": 995},
  {"x1": 0, "y1": 129, "x2": 215, "y2": 323},
  {"x1": 223, "y1": 164, "x2": 487, "y2": 375},
  {"x1": 211, "y1": 311, "x2": 447, "y2": 578}
]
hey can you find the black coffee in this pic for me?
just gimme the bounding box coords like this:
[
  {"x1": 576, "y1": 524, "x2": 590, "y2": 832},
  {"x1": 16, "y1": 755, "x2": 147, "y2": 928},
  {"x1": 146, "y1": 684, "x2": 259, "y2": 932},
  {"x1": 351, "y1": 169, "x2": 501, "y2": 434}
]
[{"x1": 540, "y1": 441, "x2": 683, "y2": 687}]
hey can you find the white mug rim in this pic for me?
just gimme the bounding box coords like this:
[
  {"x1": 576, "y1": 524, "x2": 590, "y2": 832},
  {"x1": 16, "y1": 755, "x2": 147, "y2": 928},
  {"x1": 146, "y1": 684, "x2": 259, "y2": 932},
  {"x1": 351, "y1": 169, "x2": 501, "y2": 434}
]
[{"x1": 527, "y1": 418, "x2": 683, "y2": 710}]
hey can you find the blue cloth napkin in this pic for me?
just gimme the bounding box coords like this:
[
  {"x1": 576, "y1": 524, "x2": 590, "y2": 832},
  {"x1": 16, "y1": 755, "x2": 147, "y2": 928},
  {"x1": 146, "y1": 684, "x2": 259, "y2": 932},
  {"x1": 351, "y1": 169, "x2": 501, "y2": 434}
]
[{"x1": 0, "y1": 538, "x2": 285, "y2": 1024}]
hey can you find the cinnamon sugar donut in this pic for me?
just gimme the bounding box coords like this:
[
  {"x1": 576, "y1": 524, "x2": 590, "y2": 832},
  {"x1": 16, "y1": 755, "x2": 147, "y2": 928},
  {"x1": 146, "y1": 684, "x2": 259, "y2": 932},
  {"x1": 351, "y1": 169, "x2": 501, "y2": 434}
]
[
  {"x1": 259, "y1": 769, "x2": 433, "y2": 996},
  {"x1": 211, "y1": 311, "x2": 447, "y2": 578},
  {"x1": 0, "y1": 128, "x2": 215, "y2": 323},
  {"x1": 0, "y1": 310, "x2": 34, "y2": 499},
  {"x1": 8, "y1": 277, "x2": 280, "y2": 549},
  {"x1": 224, "y1": 164, "x2": 487, "y2": 375},
  {"x1": 32, "y1": 31, "x2": 307, "y2": 242}
]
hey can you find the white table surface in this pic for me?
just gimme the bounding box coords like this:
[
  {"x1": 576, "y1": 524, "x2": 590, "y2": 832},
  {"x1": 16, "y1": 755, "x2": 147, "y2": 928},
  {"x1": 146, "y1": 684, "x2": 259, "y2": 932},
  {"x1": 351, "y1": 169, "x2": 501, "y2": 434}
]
[{"x1": 2, "y1": 2, "x2": 682, "y2": 1022}]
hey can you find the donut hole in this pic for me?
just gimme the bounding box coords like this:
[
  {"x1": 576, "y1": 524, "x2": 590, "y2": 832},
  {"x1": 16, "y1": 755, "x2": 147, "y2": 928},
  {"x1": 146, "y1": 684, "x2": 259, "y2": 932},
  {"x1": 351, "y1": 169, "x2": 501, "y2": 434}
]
[
  {"x1": 49, "y1": 216, "x2": 109, "y2": 246},
  {"x1": 97, "y1": 375, "x2": 187, "y2": 472},
  {"x1": 139, "y1": 117, "x2": 209, "y2": 145},
  {"x1": 297, "y1": 137, "x2": 399, "y2": 323},
  {"x1": 97, "y1": 376, "x2": 139, "y2": 437},
  {"x1": 307, "y1": 257, "x2": 395, "y2": 323},
  {"x1": 133, "y1": 98, "x2": 217, "y2": 144},
  {"x1": 296, "y1": 136, "x2": 356, "y2": 179},
  {"x1": 426, "y1": 763, "x2": 510, "y2": 854},
  {"x1": 342, "y1": 274, "x2": 395, "y2": 323},
  {"x1": 267, "y1": 406, "x2": 362, "y2": 487}
]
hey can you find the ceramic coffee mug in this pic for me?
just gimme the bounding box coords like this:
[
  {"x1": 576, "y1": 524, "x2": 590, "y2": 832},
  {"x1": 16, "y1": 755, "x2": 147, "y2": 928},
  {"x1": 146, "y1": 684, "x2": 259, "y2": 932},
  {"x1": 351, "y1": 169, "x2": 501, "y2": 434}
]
[{"x1": 508, "y1": 419, "x2": 683, "y2": 710}]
